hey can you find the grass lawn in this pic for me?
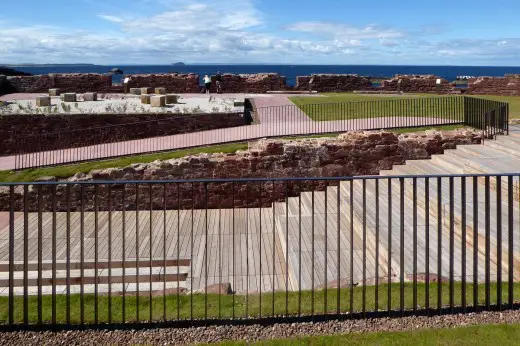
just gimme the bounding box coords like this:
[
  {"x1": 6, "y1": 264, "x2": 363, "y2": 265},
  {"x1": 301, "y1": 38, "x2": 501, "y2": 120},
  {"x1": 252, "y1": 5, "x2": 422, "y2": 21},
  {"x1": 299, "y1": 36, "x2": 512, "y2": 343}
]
[
  {"x1": 215, "y1": 323, "x2": 520, "y2": 345},
  {"x1": 290, "y1": 94, "x2": 464, "y2": 121},
  {"x1": 0, "y1": 125, "x2": 464, "y2": 183},
  {"x1": 1, "y1": 282, "x2": 517, "y2": 325},
  {"x1": 290, "y1": 93, "x2": 519, "y2": 120}
]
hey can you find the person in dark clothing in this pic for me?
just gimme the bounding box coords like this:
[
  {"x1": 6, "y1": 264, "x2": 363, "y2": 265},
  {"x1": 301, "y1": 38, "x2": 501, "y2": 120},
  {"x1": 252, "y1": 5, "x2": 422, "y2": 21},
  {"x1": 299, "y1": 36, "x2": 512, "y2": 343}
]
[{"x1": 215, "y1": 71, "x2": 223, "y2": 94}]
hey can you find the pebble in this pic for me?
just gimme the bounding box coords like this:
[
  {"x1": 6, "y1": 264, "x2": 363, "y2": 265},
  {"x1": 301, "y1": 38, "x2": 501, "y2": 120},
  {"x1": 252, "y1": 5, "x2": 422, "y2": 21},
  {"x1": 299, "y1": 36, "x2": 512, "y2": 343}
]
[{"x1": 1, "y1": 309, "x2": 520, "y2": 345}]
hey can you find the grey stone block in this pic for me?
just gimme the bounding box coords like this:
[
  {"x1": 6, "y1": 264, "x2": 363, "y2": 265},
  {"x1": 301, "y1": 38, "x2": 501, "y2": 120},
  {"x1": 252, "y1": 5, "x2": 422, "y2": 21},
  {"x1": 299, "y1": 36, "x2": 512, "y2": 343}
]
[
  {"x1": 36, "y1": 96, "x2": 51, "y2": 107},
  {"x1": 155, "y1": 87, "x2": 166, "y2": 94},
  {"x1": 48, "y1": 88, "x2": 60, "y2": 97},
  {"x1": 165, "y1": 94, "x2": 179, "y2": 104},
  {"x1": 83, "y1": 92, "x2": 97, "y2": 101},
  {"x1": 130, "y1": 88, "x2": 141, "y2": 95},
  {"x1": 141, "y1": 95, "x2": 151, "y2": 104},
  {"x1": 63, "y1": 93, "x2": 77, "y2": 102},
  {"x1": 150, "y1": 95, "x2": 166, "y2": 107}
]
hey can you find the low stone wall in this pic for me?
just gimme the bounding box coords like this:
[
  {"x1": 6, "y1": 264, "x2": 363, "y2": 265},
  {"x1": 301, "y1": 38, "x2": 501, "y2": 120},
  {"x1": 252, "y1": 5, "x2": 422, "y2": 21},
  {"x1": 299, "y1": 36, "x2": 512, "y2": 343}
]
[
  {"x1": 125, "y1": 73, "x2": 200, "y2": 93},
  {"x1": 6, "y1": 73, "x2": 114, "y2": 93},
  {"x1": 0, "y1": 112, "x2": 246, "y2": 155},
  {"x1": 467, "y1": 76, "x2": 520, "y2": 96},
  {"x1": 0, "y1": 129, "x2": 481, "y2": 211},
  {"x1": 296, "y1": 74, "x2": 372, "y2": 92},
  {"x1": 210, "y1": 73, "x2": 288, "y2": 93},
  {"x1": 381, "y1": 75, "x2": 452, "y2": 93}
]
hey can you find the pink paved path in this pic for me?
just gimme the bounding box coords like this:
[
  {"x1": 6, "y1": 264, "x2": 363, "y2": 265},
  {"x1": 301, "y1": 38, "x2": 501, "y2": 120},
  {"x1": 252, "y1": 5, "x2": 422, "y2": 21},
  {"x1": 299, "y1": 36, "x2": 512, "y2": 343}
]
[{"x1": 0, "y1": 95, "x2": 458, "y2": 170}]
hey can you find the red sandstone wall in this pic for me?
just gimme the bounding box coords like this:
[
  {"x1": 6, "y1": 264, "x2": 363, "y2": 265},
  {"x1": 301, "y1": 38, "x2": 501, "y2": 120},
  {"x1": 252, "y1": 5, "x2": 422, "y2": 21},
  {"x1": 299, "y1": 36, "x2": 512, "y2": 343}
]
[
  {"x1": 7, "y1": 74, "x2": 113, "y2": 93},
  {"x1": 381, "y1": 75, "x2": 452, "y2": 93},
  {"x1": 210, "y1": 73, "x2": 288, "y2": 93},
  {"x1": 0, "y1": 129, "x2": 481, "y2": 212},
  {"x1": 466, "y1": 77, "x2": 520, "y2": 96},
  {"x1": 0, "y1": 112, "x2": 246, "y2": 155},
  {"x1": 295, "y1": 74, "x2": 372, "y2": 92},
  {"x1": 125, "y1": 73, "x2": 200, "y2": 93}
]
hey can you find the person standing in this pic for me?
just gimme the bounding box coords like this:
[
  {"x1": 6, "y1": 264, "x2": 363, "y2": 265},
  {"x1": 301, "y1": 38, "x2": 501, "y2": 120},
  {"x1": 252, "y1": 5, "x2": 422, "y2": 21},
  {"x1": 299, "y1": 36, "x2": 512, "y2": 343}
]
[
  {"x1": 308, "y1": 76, "x2": 314, "y2": 93},
  {"x1": 203, "y1": 74, "x2": 212, "y2": 94},
  {"x1": 215, "y1": 71, "x2": 223, "y2": 94}
]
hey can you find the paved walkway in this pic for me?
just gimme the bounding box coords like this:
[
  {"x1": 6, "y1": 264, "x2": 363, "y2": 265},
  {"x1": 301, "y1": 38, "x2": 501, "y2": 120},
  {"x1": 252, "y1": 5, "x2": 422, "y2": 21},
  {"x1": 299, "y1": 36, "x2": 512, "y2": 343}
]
[{"x1": 1, "y1": 95, "x2": 457, "y2": 170}]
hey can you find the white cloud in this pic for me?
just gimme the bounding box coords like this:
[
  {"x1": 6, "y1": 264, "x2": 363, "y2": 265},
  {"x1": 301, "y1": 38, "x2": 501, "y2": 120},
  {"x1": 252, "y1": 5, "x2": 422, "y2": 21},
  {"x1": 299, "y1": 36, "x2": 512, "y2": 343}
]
[
  {"x1": 97, "y1": 14, "x2": 125, "y2": 23},
  {"x1": 286, "y1": 22, "x2": 406, "y2": 40},
  {"x1": 1, "y1": 1, "x2": 520, "y2": 65}
]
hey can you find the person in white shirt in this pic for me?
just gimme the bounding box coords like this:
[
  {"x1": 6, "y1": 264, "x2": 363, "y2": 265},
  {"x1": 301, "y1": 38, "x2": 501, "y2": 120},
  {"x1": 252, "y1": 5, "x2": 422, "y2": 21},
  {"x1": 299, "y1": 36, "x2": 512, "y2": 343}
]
[{"x1": 203, "y1": 75, "x2": 212, "y2": 94}]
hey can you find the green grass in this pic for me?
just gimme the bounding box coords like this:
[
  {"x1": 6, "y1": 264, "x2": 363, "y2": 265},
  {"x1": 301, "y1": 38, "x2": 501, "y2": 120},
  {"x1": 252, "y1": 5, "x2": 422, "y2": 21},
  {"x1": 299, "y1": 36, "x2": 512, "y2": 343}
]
[
  {"x1": 0, "y1": 143, "x2": 248, "y2": 183},
  {"x1": 290, "y1": 93, "x2": 520, "y2": 120},
  {"x1": 1, "y1": 282, "x2": 518, "y2": 325},
  {"x1": 215, "y1": 323, "x2": 520, "y2": 345},
  {"x1": 290, "y1": 94, "x2": 463, "y2": 121}
]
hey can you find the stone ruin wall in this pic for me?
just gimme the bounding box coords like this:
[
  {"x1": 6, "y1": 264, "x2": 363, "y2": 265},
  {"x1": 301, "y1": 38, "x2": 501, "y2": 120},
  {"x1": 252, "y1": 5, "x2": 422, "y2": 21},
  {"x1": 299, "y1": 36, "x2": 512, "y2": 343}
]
[
  {"x1": 380, "y1": 75, "x2": 452, "y2": 93},
  {"x1": 466, "y1": 76, "x2": 520, "y2": 96},
  {"x1": 124, "y1": 73, "x2": 200, "y2": 93},
  {"x1": 0, "y1": 112, "x2": 246, "y2": 155},
  {"x1": 6, "y1": 73, "x2": 115, "y2": 93},
  {"x1": 0, "y1": 129, "x2": 482, "y2": 212},
  {"x1": 4, "y1": 72, "x2": 520, "y2": 95},
  {"x1": 295, "y1": 74, "x2": 373, "y2": 92}
]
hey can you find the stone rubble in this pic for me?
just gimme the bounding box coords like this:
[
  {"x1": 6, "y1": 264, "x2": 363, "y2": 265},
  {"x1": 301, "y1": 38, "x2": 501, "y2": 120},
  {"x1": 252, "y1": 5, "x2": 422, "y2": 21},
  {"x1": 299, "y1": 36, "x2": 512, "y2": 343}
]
[{"x1": 0, "y1": 309, "x2": 518, "y2": 345}]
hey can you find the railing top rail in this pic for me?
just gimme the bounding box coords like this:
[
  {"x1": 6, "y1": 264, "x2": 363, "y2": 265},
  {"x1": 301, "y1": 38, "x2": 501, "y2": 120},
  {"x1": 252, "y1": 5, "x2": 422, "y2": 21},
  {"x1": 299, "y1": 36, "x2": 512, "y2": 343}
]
[{"x1": 2, "y1": 171, "x2": 520, "y2": 186}]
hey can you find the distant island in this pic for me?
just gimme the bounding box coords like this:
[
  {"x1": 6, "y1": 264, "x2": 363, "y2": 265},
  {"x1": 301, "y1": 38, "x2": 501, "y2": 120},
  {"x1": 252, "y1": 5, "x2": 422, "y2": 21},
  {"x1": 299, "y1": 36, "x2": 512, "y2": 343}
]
[{"x1": 172, "y1": 62, "x2": 186, "y2": 66}]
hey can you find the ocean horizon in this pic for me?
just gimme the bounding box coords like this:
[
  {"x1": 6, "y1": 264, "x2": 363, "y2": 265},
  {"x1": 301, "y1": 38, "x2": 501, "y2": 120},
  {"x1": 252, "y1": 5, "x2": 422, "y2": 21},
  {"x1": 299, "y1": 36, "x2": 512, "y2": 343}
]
[{"x1": 9, "y1": 64, "x2": 520, "y2": 86}]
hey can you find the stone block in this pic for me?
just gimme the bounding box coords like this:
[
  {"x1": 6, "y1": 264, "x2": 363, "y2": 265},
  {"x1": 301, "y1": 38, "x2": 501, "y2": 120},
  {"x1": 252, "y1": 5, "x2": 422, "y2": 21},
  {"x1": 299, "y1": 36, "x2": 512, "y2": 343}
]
[
  {"x1": 141, "y1": 95, "x2": 151, "y2": 104},
  {"x1": 63, "y1": 93, "x2": 77, "y2": 102},
  {"x1": 150, "y1": 95, "x2": 166, "y2": 107},
  {"x1": 165, "y1": 94, "x2": 179, "y2": 104},
  {"x1": 48, "y1": 88, "x2": 60, "y2": 97},
  {"x1": 83, "y1": 92, "x2": 97, "y2": 101},
  {"x1": 36, "y1": 96, "x2": 51, "y2": 107},
  {"x1": 130, "y1": 88, "x2": 141, "y2": 95},
  {"x1": 155, "y1": 87, "x2": 166, "y2": 94},
  {"x1": 233, "y1": 100, "x2": 245, "y2": 107},
  {"x1": 140, "y1": 87, "x2": 153, "y2": 95}
]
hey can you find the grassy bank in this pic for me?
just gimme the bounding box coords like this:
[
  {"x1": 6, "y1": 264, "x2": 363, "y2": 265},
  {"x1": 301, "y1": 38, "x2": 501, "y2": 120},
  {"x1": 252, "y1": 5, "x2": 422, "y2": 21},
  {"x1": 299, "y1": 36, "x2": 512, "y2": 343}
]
[
  {"x1": 215, "y1": 323, "x2": 520, "y2": 345},
  {"x1": 0, "y1": 282, "x2": 517, "y2": 325}
]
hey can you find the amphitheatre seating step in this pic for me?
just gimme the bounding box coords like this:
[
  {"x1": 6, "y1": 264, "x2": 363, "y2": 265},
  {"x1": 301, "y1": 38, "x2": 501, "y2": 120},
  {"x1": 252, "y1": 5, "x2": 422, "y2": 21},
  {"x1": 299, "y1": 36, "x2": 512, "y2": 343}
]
[
  {"x1": 0, "y1": 265, "x2": 190, "y2": 287},
  {"x1": 484, "y1": 138, "x2": 520, "y2": 157},
  {"x1": 430, "y1": 153, "x2": 466, "y2": 173},
  {"x1": 339, "y1": 179, "x2": 490, "y2": 282},
  {"x1": 456, "y1": 144, "x2": 519, "y2": 159},
  {"x1": 390, "y1": 159, "x2": 520, "y2": 279},
  {"x1": 275, "y1": 187, "x2": 380, "y2": 290}
]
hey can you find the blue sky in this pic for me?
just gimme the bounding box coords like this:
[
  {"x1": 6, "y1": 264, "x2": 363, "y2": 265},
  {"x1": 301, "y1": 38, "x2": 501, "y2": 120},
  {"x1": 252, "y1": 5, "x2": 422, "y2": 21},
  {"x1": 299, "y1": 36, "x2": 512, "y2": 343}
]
[{"x1": 1, "y1": 0, "x2": 519, "y2": 65}]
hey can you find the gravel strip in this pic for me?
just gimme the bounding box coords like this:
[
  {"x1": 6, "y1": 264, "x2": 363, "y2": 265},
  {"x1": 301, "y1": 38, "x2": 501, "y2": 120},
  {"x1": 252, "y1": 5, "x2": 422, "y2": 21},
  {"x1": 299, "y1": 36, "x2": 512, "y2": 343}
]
[{"x1": 1, "y1": 310, "x2": 520, "y2": 345}]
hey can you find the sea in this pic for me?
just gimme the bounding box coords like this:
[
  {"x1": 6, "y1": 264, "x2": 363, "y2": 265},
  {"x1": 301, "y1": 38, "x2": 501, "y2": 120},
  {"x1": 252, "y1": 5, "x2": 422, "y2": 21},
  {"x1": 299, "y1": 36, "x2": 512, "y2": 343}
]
[{"x1": 10, "y1": 64, "x2": 520, "y2": 86}]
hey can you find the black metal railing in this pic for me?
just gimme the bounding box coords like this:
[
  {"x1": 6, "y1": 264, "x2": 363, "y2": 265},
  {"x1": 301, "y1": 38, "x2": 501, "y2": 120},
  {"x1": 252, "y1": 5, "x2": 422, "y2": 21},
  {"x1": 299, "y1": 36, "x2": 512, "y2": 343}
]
[
  {"x1": 0, "y1": 173, "x2": 519, "y2": 329},
  {"x1": 11, "y1": 96, "x2": 508, "y2": 170}
]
